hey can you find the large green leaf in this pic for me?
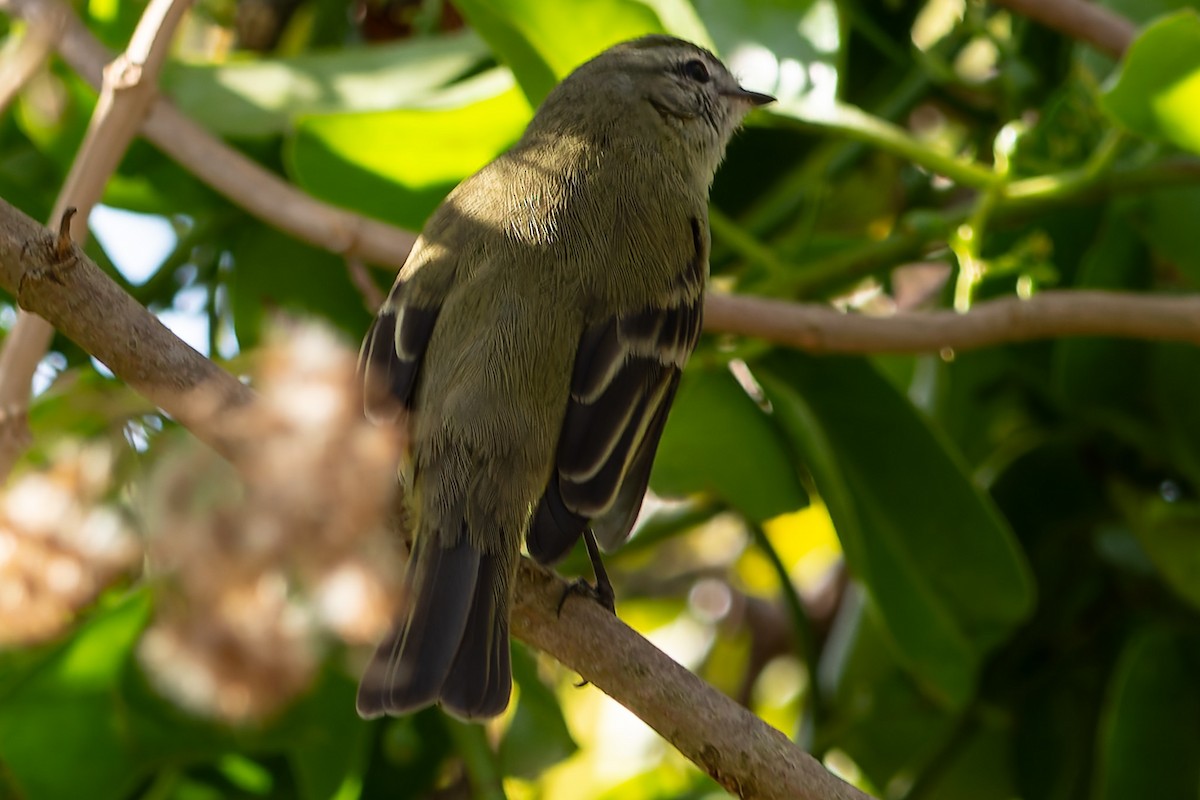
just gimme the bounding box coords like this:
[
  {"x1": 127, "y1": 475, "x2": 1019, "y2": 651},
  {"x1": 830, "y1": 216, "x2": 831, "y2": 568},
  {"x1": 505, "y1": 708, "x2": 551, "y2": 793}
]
[
  {"x1": 758, "y1": 353, "x2": 1034, "y2": 707},
  {"x1": 1102, "y1": 10, "x2": 1200, "y2": 154},
  {"x1": 163, "y1": 32, "x2": 490, "y2": 138},
  {"x1": 286, "y1": 72, "x2": 532, "y2": 233},
  {"x1": 1095, "y1": 629, "x2": 1200, "y2": 800},
  {"x1": 651, "y1": 365, "x2": 809, "y2": 523},
  {"x1": 450, "y1": 0, "x2": 710, "y2": 104},
  {"x1": 499, "y1": 644, "x2": 577, "y2": 778},
  {"x1": 0, "y1": 592, "x2": 153, "y2": 800}
]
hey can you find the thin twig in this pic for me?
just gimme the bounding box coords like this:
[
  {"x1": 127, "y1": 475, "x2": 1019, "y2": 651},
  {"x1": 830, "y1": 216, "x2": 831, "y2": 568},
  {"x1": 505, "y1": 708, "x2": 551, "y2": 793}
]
[
  {"x1": 0, "y1": 0, "x2": 193, "y2": 479},
  {"x1": 0, "y1": 0, "x2": 65, "y2": 114},
  {"x1": 1, "y1": 0, "x2": 418, "y2": 268},
  {"x1": 704, "y1": 291, "x2": 1200, "y2": 353},
  {"x1": 992, "y1": 0, "x2": 1136, "y2": 59},
  {"x1": 0, "y1": 194, "x2": 872, "y2": 800}
]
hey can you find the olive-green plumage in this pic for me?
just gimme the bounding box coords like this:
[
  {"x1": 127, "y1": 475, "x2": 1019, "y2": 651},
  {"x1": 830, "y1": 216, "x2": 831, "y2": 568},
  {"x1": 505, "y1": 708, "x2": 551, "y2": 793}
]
[{"x1": 357, "y1": 34, "x2": 772, "y2": 720}]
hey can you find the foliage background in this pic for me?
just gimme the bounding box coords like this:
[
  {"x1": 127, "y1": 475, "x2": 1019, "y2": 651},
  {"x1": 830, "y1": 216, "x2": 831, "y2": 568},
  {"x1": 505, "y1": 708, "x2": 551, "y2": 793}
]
[{"x1": 3, "y1": 0, "x2": 1200, "y2": 798}]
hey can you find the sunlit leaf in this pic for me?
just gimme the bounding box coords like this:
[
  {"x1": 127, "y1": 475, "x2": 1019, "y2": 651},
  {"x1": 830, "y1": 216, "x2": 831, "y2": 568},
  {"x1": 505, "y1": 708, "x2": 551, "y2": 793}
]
[
  {"x1": 694, "y1": 0, "x2": 840, "y2": 101},
  {"x1": 451, "y1": 0, "x2": 710, "y2": 104},
  {"x1": 1101, "y1": 10, "x2": 1200, "y2": 154},
  {"x1": 164, "y1": 32, "x2": 490, "y2": 138},
  {"x1": 286, "y1": 73, "x2": 532, "y2": 232}
]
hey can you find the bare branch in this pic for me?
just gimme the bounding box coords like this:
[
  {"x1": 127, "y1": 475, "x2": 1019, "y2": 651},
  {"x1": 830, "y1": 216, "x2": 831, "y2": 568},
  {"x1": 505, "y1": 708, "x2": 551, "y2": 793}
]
[
  {"x1": 1, "y1": 0, "x2": 418, "y2": 268},
  {"x1": 0, "y1": 194, "x2": 872, "y2": 800},
  {"x1": 514, "y1": 561, "x2": 868, "y2": 800},
  {"x1": 703, "y1": 291, "x2": 1200, "y2": 354},
  {"x1": 992, "y1": 0, "x2": 1136, "y2": 59},
  {"x1": 0, "y1": 200, "x2": 255, "y2": 460},
  {"x1": 0, "y1": 0, "x2": 193, "y2": 477}
]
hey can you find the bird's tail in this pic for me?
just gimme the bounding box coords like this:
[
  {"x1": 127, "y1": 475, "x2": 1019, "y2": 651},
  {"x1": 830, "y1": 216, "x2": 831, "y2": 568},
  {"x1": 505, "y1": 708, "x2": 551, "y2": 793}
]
[{"x1": 356, "y1": 525, "x2": 513, "y2": 720}]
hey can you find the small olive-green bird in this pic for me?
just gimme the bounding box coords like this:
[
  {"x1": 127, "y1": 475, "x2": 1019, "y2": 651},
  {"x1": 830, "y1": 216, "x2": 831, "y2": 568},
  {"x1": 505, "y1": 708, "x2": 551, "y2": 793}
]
[{"x1": 356, "y1": 34, "x2": 772, "y2": 720}]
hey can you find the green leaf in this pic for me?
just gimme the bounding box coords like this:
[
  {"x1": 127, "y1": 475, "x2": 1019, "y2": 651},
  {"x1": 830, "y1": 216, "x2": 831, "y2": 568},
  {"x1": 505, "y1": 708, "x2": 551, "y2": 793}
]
[
  {"x1": 1124, "y1": 185, "x2": 1200, "y2": 287},
  {"x1": 499, "y1": 644, "x2": 577, "y2": 778},
  {"x1": 651, "y1": 365, "x2": 809, "y2": 523},
  {"x1": 1052, "y1": 212, "x2": 1149, "y2": 418},
  {"x1": 1120, "y1": 488, "x2": 1200, "y2": 612},
  {"x1": 163, "y1": 32, "x2": 490, "y2": 138},
  {"x1": 0, "y1": 592, "x2": 152, "y2": 800},
  {"x1": 282, "y1": 670, "x2": 371, "y2": 800},
  {"x1": 226, "y1": 222, "x2": 376, "y2": 349},
  {"x1": 1095, "y1": 629, "x2": 1200, "y2": 800},
  {"x1": 1150, "y1": 344, "x2": 1200, "y2": 484},
  {"x1": 695, "y1": 0, "x2": 840, "y2": 101},
  {"x1": 451, "y1": 0, "x2": 710, "y2": 105},
  {"x1": 1101, "y1": 10, "x2": 1200, "y2": 154},
  {"x1": 286, "y1": 73, "x2": 532, "y2": 232},
  {"x1": 758, "y1": 353, "x2": 1034, "y2": 708}
]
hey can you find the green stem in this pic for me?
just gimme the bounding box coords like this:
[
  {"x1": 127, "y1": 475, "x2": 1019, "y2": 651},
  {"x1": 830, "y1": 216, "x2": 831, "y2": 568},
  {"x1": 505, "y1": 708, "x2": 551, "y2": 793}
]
[
  {"x1": 765, "y1": 100, "x2": 1001, "y2": 190},
  {"x1": 748, "y1": 522, "x2": 824, "y2": 749},
  {"x1": 749, "y1": 149, "x2": 1200, "y2": 300},
  {"x1": 710, "y1": 206, "x2": 789, "y2": 277}
]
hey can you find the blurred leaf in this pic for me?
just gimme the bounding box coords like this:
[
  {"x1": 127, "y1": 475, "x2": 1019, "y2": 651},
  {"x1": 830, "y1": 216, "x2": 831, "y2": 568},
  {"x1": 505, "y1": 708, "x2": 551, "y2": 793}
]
[
  {"x1": 0, "y1": 591, "x2": 151, "y2": 800},
  {"x1": 1101, "y1": 11, "x2": 1200, "y2": 154},
  {"x1": 1125, "y1": 184, "x2": 1200, "y2": 287},
  {"x1": 759, "y1": 353, "x2": 1034, "y2": 707},
  {"x1": 815, "y1": 588, "x2": 958, "y2": 788},
  {"x1": 163, "y1": 32, "x2": 490, "y2": 138},
  {"x1": 651, "y1": 366, "x2": 808, "y2": 523},
  {"x1": 451, "y1": 0, "x2": 709, "y2": 104},
  {"x1": 1151, "y1": 344, "x2": 1200, "y2": 484},
  {"x1": 1095, "y1": 629, "x2": 1200, "y2": 800},
  {"x1": 226, "y1": 222, "x2": 374, "y2": 349},
  {"x1": 1051, "y1": 213, "x2": 1149, "y2": 418},
  {"x1": 1121, "y1": 488, "x2": 1200, "y2": 611},
  {"x1": 281, "y1": 669, "x2": 371, "y2": 800},
  {"x1": 286, "y1": 74, "x2": 532, "y2": 232},
  {"x1": 499, "y1": 644, "x2": 577, "y2": 778},
  {"x1": 695, "y1": 0, "x2": 840, "y2": 101}
]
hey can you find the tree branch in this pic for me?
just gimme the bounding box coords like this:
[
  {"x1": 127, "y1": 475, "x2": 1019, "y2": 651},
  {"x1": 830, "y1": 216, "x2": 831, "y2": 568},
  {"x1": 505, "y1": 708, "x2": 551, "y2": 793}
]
[
  {"x1": 703, "y1": 290, "x2": 1200, "y2": 354},
  {"x1": 7, "y1": 0, "x2": 1196, "y2": 367},
  {"x1": 1, "y1": 0, "x2": 419, "y2": 268},
  {"x1": 0, "y1": 0, "x2": 192, "y2": 478},
  {"x1": 0, "y1": 194, "x2": 872, "y2": 800},
  {"x1": 991, "y1": 0, "x2": 1136, "y2": 59}
]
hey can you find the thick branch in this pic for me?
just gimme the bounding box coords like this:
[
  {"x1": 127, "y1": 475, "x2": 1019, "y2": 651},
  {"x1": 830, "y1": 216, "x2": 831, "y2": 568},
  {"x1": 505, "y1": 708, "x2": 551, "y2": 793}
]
[
  {"x1": 992, "y1": 0, "x2": 1136, "y2": 59},
  {"x1": 0, "y1": 201, "x2": 255, "y2": 460},
  {"x1": 0, "y1": 0, "x2": 192, "y2": 477},
  {"x1": 703, "y1": 291, "x2": 1200, "y2": 354},
  {"x1": 0, "y1": 195, "x2": 871, "y2": 800}
]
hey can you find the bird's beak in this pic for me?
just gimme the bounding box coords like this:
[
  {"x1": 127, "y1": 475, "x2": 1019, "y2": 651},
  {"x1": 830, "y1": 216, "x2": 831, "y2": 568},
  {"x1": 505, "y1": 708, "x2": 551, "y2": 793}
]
[{"x1": 723, "y1": 86, "x2": 776, "y2": 106}]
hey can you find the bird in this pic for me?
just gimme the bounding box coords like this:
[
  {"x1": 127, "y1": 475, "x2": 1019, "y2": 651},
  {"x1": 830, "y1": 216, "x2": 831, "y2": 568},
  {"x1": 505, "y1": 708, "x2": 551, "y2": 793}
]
[{"x1": 356, "y1": 33, "x2": 773, "y2": 720}]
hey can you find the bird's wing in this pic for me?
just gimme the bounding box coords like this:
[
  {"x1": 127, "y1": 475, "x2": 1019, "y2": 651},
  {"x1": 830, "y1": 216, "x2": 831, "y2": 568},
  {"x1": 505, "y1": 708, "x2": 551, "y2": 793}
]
[
  {"x1": 359, "y1": 277, "x2": 441, "y2": 425},
  {"x1": 526, "y1": 294, "x2": 702, "y2": 563}
]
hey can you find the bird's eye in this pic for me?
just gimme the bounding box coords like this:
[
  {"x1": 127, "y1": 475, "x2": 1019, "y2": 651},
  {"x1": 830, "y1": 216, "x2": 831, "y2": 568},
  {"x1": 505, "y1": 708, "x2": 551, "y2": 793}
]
[{"x1": 683, "y1": 59, "x2": 710, "y2": 83}]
